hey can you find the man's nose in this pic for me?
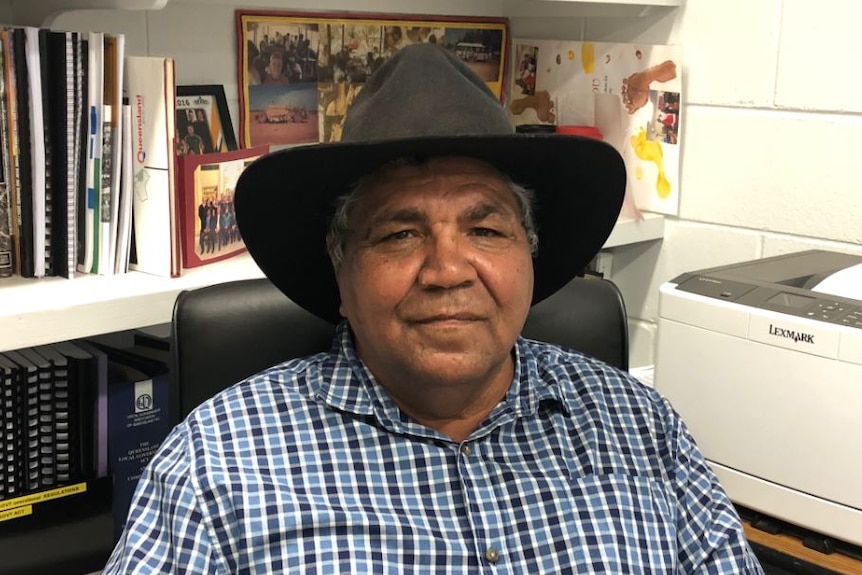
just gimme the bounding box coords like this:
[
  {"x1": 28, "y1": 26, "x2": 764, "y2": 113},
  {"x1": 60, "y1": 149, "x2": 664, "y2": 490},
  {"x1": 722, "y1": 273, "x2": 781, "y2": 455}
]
[{"x1": 417, "y1": 232, "x2": 475, "y2": 289}]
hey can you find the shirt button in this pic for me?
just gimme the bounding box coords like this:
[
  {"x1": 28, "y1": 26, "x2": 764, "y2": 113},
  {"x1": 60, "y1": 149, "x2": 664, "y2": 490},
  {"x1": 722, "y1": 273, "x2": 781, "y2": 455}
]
[
  {"x1": 460, "y1": 443, "x2": 472, "y2": 456},
  {"x1": 485, "y1": 547, "x2": 500, "y2": 563}
]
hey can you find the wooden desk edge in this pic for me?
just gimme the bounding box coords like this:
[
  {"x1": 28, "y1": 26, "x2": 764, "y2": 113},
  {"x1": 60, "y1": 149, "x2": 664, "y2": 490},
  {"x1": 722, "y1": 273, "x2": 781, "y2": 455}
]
[{"x1": 743, "y1": 521, "x2": 862, "y2": 575}]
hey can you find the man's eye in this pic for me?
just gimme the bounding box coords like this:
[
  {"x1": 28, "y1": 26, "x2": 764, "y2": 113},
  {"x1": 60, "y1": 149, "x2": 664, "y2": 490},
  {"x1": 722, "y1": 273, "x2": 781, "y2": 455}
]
[
  {"x1": 382, "y1": 230, "x2": 414, "y2": 241},
  {"x1": 472, "y1": 227, "x2": 503, "y2": 237}
]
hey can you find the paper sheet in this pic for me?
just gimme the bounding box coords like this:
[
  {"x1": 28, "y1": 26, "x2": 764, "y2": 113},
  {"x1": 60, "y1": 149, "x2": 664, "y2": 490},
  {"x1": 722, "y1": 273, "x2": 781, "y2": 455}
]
[{"x1": 810, "y1": 263, "x2": 862, "y2": 301}]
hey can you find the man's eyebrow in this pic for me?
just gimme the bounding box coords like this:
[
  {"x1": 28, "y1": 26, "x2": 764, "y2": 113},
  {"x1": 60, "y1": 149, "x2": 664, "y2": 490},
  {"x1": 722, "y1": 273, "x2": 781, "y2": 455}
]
[
  {"x1": 368, "y1": 207, "x2": 427, "y2": 226},
  {"x1": 359, "y1": 207, "x2": 427, "y2": 239},
  {"x1": 462, "y1": 201, "x2": 515, "y2": 222}
]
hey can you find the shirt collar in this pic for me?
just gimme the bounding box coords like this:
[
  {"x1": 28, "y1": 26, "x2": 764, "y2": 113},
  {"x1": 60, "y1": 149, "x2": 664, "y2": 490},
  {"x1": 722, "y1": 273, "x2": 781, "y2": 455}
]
[{"x1": 313, "y1": 322, "x2": 571, "y2": 438}]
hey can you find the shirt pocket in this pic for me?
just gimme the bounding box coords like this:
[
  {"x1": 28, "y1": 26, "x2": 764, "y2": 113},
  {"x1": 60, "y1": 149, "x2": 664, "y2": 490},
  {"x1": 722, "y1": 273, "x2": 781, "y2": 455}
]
[{"x1": 559, "y1": 473, "x2": 676, "y2": 574}]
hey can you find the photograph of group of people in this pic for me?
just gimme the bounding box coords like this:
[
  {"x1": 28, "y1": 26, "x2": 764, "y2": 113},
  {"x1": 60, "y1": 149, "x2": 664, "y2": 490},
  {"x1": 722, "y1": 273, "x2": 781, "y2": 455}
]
[
  {"x1": 189, "y1": 157, "x2": 257, "y2": 264},
  {"x1": 238, "y1": 12, "x2": 507, "y2": 148}
]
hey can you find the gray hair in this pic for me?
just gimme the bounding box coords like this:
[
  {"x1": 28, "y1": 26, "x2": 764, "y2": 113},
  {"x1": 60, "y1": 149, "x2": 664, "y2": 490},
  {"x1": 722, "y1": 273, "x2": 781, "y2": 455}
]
[{"x1": 326, "y1": 158, "x2": 539, "y2": 269}]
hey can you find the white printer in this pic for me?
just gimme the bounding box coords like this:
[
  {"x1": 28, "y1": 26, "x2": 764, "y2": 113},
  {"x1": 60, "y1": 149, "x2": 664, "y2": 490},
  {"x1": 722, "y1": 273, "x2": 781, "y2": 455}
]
[{"x1": 653, "y1": 249, "x2": 862, "y2": 546}]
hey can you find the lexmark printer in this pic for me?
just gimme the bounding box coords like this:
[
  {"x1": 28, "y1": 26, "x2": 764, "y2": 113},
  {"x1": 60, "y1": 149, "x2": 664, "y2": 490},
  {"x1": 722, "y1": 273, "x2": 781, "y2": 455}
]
[{"x1": 653, "y1": 250, "x2": 862, "y2": 546}]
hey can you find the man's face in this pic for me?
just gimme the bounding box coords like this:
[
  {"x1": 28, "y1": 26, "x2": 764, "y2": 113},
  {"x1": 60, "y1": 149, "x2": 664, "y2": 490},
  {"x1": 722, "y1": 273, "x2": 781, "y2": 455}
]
[{"x1": 334, "y1": 156, "x2": 534, "y2": 392}]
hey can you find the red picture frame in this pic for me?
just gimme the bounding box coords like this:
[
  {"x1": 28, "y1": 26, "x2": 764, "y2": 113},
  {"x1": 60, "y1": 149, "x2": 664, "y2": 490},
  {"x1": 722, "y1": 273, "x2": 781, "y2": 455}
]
[{"x1": 175, "y1": 146, "x2": 269, "y2": 269}]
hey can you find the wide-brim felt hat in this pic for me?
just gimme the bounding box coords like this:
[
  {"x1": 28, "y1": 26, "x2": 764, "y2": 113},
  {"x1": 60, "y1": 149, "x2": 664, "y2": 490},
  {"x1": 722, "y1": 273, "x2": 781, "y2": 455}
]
[{"x1": 236, "y1": 43, "x2": 626, "y2": 325}]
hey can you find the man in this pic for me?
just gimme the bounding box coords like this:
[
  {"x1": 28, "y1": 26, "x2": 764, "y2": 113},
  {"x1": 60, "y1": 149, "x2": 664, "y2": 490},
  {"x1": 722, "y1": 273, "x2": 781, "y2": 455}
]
[
  {"x1": 183, "y1": 124, "x2": 204, "y2": 155},
  {"x1": 104, "y1": 44, "x2": 763, "y2": 573}
]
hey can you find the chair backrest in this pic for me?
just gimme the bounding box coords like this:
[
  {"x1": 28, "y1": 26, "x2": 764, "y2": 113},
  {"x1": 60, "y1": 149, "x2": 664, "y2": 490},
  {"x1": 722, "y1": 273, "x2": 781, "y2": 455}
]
[{"x1": 171, "y1": 276, "x2": 628, "y2": 423}]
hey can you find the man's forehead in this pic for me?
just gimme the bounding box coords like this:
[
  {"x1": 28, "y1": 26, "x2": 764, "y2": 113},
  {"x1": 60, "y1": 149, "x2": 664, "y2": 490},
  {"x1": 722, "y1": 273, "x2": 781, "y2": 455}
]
[{"x1": 362, "y1": 161, "x2": 517, "y2": 214}]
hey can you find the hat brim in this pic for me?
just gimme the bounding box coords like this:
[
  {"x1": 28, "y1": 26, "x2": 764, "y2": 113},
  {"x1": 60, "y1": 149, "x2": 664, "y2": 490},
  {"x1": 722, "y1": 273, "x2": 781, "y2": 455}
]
[{"x1": 235, "y1": 134, "x2": 626, "y2": 324}]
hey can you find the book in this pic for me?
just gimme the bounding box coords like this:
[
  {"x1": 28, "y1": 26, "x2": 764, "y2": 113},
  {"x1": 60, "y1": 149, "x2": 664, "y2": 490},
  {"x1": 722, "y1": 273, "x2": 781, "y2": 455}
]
[
  {"x1": 0, "y1": 30, "x2": 21, "y2": 278},
  {"x1": 0, "y1": 38, "x2": 12, "y2": 278},
  {"x1": 97, "y1": 103, "x2": 112, "y2": 274},
  {"x1": 46, "y1": 30, "x2": 82, "y2": 279},
  {"x1": 70, "y1": 339, "x2": 108, "y2": 478},
  {"x1": 114, "y1": 100, "x2": 133, "y2": 274},
  {"x1": 11, "y1": 28, "x2": 34, "y2": 278},
  {"x1": 78, "y1": 30, "x2": 104, "y2": 275},
  {"x1": 176, "y1": 146, "x2": 267, "y2": 269},
  {"x1": 75, "y1": 34, "x2": 88, "y2": 278},
  {"x1": 88, "y1": 341, "x2": 170, "y2": 538},
  {"x1": 35, "y1": 28, "x2": 52, "y2": 277},
  {"x1": 124, "y1": 55, "x2": 179, "y2": 278},
  {"x1": 23, "y1": 27, "x2": 47, "y2": 278},
  {"x1": 100, "y1": 33, "x2": 124, "y2": 276}
]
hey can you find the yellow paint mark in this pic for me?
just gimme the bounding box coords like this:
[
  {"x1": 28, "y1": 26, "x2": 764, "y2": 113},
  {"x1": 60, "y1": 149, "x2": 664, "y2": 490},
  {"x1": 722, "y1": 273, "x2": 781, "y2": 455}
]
[
  {"x1": 635, "y1": 166, "x2": 644, "y2": 181},
  {"x1": 567, "y1": 50, "x2": 575, "y2": 61},
  {"x1": 581, "y1": 42, "x2": 595, "y2": 73},
  {"x1": 630, "y1": 128, "x2": 671, "y2": 198}
]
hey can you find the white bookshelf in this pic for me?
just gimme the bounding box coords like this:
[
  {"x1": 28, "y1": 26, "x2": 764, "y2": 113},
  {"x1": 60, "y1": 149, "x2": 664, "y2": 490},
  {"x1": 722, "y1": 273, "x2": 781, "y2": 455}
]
[
  {"x1": 10, "y1": 0, "x2": 166, "y2": 27},
  {"x1": 502, "y1": 0, "x2": 681, "y2": 19},
  {"x1": 604, "y1": 211, "x2": 665, "y2": 248},
  {"x1": 0, "y1": 254, "x2": 264, "y2": 352}
]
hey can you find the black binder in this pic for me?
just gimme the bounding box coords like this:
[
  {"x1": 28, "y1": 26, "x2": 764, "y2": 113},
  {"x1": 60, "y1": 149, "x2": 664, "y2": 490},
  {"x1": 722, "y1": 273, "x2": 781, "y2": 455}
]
[
  {"x1": 37, "y1": 28, "x2": 53, "y2": 277},
  {"x1": 33, "y1": 345, "x2": 74, "y2": 484},
  {"x1": 51, "y1": 340, "x2": 97, "y2": 479},
  {"x1": 15, "y1": 348, "x2": 56, "y2": 490},
  {"x1": 0, "y1": 353, "x2": 23, "y2": 499},
  {"x1": 3, "y1": 349, "x2": 40, "y2": 492}
]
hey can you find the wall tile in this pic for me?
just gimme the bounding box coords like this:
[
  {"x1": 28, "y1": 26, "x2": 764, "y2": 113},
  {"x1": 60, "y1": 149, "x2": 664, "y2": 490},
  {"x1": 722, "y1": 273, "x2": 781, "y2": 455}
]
[
  {"x1": 679, "y1": 106, "x2": 862, "y2": 245},
  {"x1": 777, "y1": 0, "x2": 862, "y2": 112}
]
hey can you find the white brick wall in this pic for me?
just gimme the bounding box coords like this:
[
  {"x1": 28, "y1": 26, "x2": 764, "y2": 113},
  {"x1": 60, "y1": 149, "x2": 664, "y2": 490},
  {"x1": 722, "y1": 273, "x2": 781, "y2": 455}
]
[{"x1": 777, "y1": 0, "x2": 862, "y2": 113}]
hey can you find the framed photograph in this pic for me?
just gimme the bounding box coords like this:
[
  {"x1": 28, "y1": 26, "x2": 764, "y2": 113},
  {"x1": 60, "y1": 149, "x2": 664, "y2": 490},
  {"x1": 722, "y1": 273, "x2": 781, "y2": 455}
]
[
  {"x1": 175, "y1": 146, "x2": 269, "y2": 268},
  {"x1": 236, "y1": 10, "x2": 509, "y2": 148},
  {"x1": 176, "y1": 85, "x2": 239, "y2": 155}
]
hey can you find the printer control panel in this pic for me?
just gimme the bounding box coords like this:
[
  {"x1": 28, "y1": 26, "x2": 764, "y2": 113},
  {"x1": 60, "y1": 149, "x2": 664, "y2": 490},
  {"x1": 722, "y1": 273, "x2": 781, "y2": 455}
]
[{"x1": 676, "y1": 275, "x2": 862, "y2": 330}]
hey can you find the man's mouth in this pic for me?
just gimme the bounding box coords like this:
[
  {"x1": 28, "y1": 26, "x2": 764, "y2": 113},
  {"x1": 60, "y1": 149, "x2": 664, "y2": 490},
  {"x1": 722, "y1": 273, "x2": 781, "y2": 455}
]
[{"x1": 413, "y1": 312, "x2": 483, "y2": 324}]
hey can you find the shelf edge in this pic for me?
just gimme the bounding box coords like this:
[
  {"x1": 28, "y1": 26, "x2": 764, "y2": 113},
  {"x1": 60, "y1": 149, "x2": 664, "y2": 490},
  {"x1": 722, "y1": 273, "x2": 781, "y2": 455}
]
[
  {"x1": 603, "y1": 212, "x2": 665, "y2": 248},
  {"x1": 10, "y1": 0, "x2": 170, "y2": 27}
]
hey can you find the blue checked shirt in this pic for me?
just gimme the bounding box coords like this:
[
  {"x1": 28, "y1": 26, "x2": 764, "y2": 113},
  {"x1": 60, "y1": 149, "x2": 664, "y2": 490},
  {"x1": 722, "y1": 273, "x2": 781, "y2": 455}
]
[{"x1": 104, "y1": 323, "x2": 763, "y2": 574}]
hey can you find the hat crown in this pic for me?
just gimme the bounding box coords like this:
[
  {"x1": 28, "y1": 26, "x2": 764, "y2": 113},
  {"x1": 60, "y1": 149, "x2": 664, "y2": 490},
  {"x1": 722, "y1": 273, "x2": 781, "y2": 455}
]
[{"x1": 341, "y1": 43, "x2": 513, "y2": 143}]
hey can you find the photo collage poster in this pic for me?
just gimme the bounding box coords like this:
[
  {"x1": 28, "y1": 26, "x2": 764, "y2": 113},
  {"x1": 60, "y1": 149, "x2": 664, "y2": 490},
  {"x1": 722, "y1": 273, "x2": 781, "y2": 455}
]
[{"x1": 238, "y1": 12, "x2": 507, "y2": 149}]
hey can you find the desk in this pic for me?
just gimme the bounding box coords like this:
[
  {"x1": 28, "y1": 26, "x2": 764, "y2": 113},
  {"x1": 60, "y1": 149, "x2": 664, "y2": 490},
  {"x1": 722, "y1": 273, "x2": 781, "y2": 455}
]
[{"x1": 744, "y1": 521, "x2": 862, "y2": 575}]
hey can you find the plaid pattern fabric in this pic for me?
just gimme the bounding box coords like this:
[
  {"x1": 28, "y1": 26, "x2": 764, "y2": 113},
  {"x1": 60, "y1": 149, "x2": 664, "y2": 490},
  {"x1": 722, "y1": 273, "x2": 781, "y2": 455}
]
[{"x1": 104, "y1": 323, "x2": 763, "y2": 574}]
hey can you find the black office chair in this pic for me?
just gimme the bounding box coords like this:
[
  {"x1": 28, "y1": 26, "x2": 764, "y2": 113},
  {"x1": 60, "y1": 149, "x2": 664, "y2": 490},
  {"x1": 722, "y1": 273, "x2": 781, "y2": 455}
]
[{"x1": 170, "y1": 276, "x2": 628, "y2": 424}]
